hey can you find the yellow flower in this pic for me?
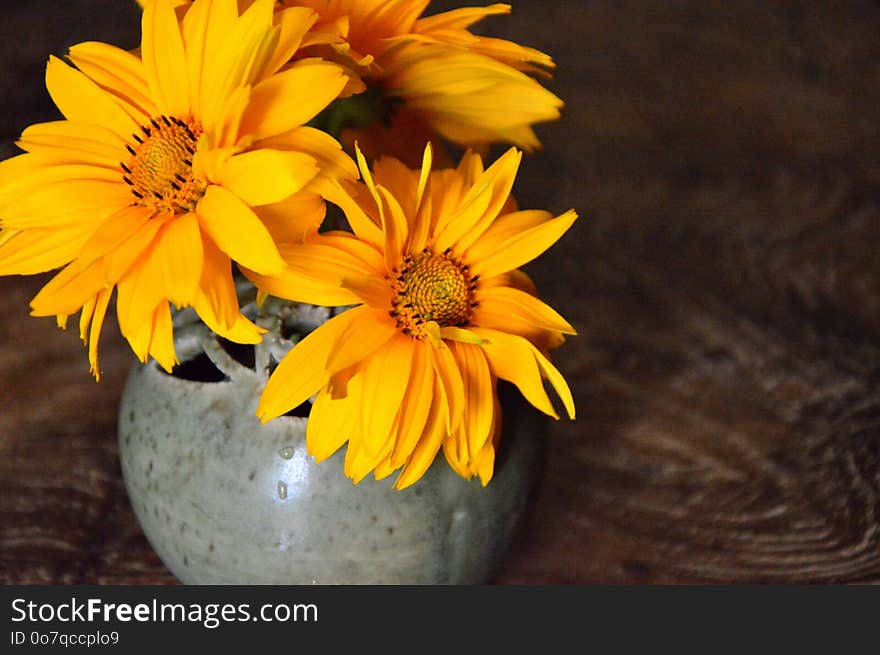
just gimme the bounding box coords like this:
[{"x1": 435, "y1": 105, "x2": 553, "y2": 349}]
[
  {"x1": 297, "y1": 1, "x2": 563, "y2": 161},
  {"x1": 250, "y1": 143, "x2": 576, "y2": 489},
  {"x1": 0, "y1": 0, "x2": 355, "y2": 378}
]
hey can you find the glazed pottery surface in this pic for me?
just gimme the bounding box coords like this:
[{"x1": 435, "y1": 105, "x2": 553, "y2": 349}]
[{"x1": 118, "y1": 323, "x2": 543, "y2": 584}]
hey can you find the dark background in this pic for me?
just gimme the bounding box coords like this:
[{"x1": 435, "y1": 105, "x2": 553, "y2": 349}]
[{"x1": 2, "y1": 0, "x2": 880, "y2": 583}]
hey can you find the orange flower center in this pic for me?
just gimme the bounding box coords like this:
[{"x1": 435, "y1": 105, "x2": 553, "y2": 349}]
[
  {"x1": 390, "y1": 249, "x2": 477, "y2": 338},
  {"x1": 122, "y1": 115, "x2": 204, "y2": 215}
]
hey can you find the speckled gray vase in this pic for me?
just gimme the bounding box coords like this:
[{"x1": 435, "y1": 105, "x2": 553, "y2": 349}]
[{"x1": 118, "y1": 300, "x2": 543, "y2": 585}]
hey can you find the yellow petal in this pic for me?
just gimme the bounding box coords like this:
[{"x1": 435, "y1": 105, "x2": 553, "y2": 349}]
[
  {"x1": 196, "y1": 184, "x2": 284, "y2": 275},
  {"x1": 248, "y1": 230, "x2": 384, "y2": 307},
  {"x1": 75, "y1": 205, "x2": 152, "y2": 272},
  {"x1": 78, "y1": 292, "x2": 98, "y2": 345},
  {"x1": 408, "y1": 183, "x2": 433, "y2": 254},
  {"x1": 306, "y1": 378, "x2": 361, "y2": 463},
  {"x1": 431, "y1": 341, "x2": 465, "y2": 434},
  {"x1": 473, "y1": 327, "x2": 574, "y2": 419},
  {"x1": 310, "y1": 177, "x2": 384, "y2": 249},
  {"x1": 0, "y1": 225, "x2": 94, "y2": 275},
  {"x1": 353, "y1": 144, "x2": 394, "y2": 261},
  {"x1": 434, "y1": 148, "x2": 521, "y2": 253},
  {"x1": 473, "y1": 285, "x2": 576, "y2": 335},
  {"x1": 387, "y1": 49, "x2": 562, "y2": 150},
  {"x1": 30, "y1": 260, "x2": 106, "y2": 317},
  {"x1": 456, "y1": 147, "x2": 521, "y2": 251},
  {"x1": 86, "y1": 287, "x2": 113, "y2": 380},
  {"x1": 253, "y1": 191, "x2": 325, "y2": 244},
  {"x1": 67, "y1": 41, "x2": 155, "y2": 120},
  {"x1": 148, "y1": 301, "x2": 179, "y2": 372},
  {"x1": 344, "y1": 424, "x2": 395, "y2": 485},
  {"x1": 439, "y1": 326, "x2": 483, "y2": 345},
  {"x1": 415, "y1": 142, "x2": 433, "y2": 215},
  {"x1": 451, "y1": 341, "x2": 495, "y2": 460},
  {"x1": 354, "y1": 144, "x2": 388, "y2": 231},
  {"x1": 0, "y1": 159, "x2": 122, "y2": 200},
  {"x1": 391, "y1": 341, "x2": 435, "y2": 467},
  {"x1": 531, "y1": 345, "x2": 576, "y2": 420},
  {"x1": 153, "y1": 213, "x2": 204, "y2": 307},
  {"x1": 475, "y1": 438, "x2": 496, "y2": 486},
  {"x1": 464, "y1": 209, "x2": 551, "y2": 261},
  {"x1": 279, "y1": 239, "x2": 382, "y2": 287},
  {"x1": 101, "y1": 213, "x2": 169, "y2": 284},
  {"x1": 479, "y1": 268, "x2": 538, "y2": 294},
  {"x1": 425, "y1": 168, "x2": 467, "y2": 231},
  {"x1": 471, "y1": 327, "x2": 558, "y2": 419},
  {"x1": 414, "y1": 2, "x2": 555, "y2": 73},
  {"x1": 191, "y1": 143, "x2": 233, "y2": 182},
  {"x1": 180, "y1": 0, "x2": 211, "y2": 116},
  {"x1": 240, "y1": 58, "x2": 348, "y2": 141},
  {"x1": 414, "y1": 4, "x2": 510, "y2": 33},
  {"x1": 340, "y1": 274, "x2": 394, "y2": 309},
  {"x1": 360, "y1": 335, "x2": 414, "y2": 457},
  {"x1": 373, "y1": 453, "x2": 402, "y2": 481},
  {"x1": 371, "y1": 0, "x2": 432, "y2": 35},
  {"x1": 257, "y1": 307, "x2": 361, "y2": 422},
  {"x1": 45, "y1": 56, "x2": 139, "y2": 139},
  {"x1": 121, "y1": 302, "x2": 156, "y2": 364},
  {"x1": 216, "y1": 149, "x2": 318, "y2": 206},
  {"x1": 192, "y1": 301, "x2": 265, "y2": 345},
  {"x1": 469, "y1": 209, "x2": 577, "y2": 279},
  {"x1": 326, "y1": 307, "x2": 397, "y2": 376},
  {"x1": 0, "y1": 178, "x2": 133, "y2": 230},
  {"x1": 442, "y1": 433, "x2": 472, "y2": 480},
  {"x1": 432, "y1": 177, "x2": 491, "y2": 253},
  {"x1": 255, "y1": 125, "x2": 358, "y2": 182},
  {"x1": 0, "y1": 152, "x2": 53, "y2": 189},
  {"x1": 393, "y1": 376, "x2": 447, "y2": 490},
  {"x1": 121, "y1": 299, "x2": 177, "y2": 370},
  {"x1": 189, "y1": 236, "x2": 260, "y2": 343},
  {"x1": 199, "y1": 0, "x2": 274, "y2": 128},
  {"x1": 261, "y1": 6, "x2": 319, "y2": 77},
  {"x1": 310, "y1": 232, "x2": 386, "y2": 274},
  {"x1": 459, "y1": 150, "x2": 487, "y2": 191},
  {"x1": 211, "y1": 84, "x2": 251, "y2": 149},
  {"x1": 376, "y1": 185, "x2": 408, "y2": 267},
  {"x1": 194, "y1": 0, "x2": 238, "y2": 117},
  {"x1": 141, "y1": 0, "x2": 189, "y2": 116},
  {"x1": 17, "y1": 120, "x2": 126, "y2": 169},
  {"x1": 372, "y1": 155, "x2": 419, "y2": 216},
  {"x1": 243, "y1": 8, "x2": 282, "y2": 90},
  {"x1": 243, "y1": 263, "x2": 361, "y2": 307},
  {"x1": 115, "y1": 246, "x2": 166, "y2": 338},
  {"x1": 468, "y1": 35, "x2": 556, "y2": 73}
]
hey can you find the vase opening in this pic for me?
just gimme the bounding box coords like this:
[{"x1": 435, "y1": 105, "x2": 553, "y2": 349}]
[{"x1": 165, "y1": 353, "x2": 226, "y2": 383}]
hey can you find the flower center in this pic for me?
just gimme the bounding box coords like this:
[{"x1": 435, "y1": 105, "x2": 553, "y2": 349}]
[
  {"x1": 390, "y1": 249, "x2": 477, "y2": 338},
  {"x1": 121, "y1": 115, "x2": 204, "y2": 215}
]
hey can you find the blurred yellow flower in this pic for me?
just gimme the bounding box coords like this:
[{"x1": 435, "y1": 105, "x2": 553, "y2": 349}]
[
  {"x1": 251, "y1": 143, "x2": 576, "y2": 488},
  {"x1": 0, "y1": 0, "x2": 355, "y2": 377},
  {"x1": 296, "y1": 1, "x2": 564, "y2": 162}
]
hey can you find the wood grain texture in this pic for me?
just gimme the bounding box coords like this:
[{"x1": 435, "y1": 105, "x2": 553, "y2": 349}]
[{"x1": 1, "y1": 0, "x2": 880, "y2": 584}]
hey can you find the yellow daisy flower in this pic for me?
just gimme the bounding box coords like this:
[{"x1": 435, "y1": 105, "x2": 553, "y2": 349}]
[
  {"x1": 250, "y1": 143, "x2": 576, "y2": 489},
  {"x1": 0, "y1": 0, "x2": 355, "y2": 378}
]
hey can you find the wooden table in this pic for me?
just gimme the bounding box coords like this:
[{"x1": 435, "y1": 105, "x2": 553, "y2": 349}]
[{"x1": 1, "y1": 0, "x2": 879, "y2": 584}]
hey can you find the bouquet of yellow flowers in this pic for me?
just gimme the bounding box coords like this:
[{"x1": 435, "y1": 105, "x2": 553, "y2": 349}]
[{"x1": 0, "y1": 0, "x2": 575, "y2": 499}]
